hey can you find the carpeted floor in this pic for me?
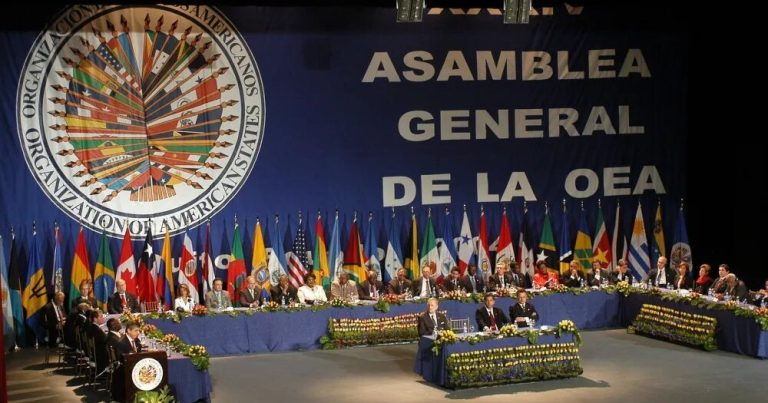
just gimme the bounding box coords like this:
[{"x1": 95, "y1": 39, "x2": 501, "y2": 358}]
[{"x1": 5, "y1": 329, "x2": 768, "y2": 402}]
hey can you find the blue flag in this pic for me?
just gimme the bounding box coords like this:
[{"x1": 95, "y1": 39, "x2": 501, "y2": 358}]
[
  {"x1": 364, "y1": 213, "x2": 380, "y2": 277},
  {"x1": 670, "y1": 205, "x2": 692, "y2": 278},
  {"x1": 23, "y1": 230, "x2": 48, "y2": 342},
  {"x1": 438, "y1": 209, "x2": 458, "y2": 279},
  {"x1": 383, "y1": 212, "x2": 402, "y2": 284}
]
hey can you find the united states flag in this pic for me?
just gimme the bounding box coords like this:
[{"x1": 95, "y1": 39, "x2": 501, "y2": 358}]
[{"x1": 287, "y1": 217, "x2": 309, "y2": 288}]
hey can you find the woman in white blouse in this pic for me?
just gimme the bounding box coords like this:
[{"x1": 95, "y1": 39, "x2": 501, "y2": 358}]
[
  {"x1": 297, "y1": 273, "x2": 327, "y2": 304},
  {"x1": 174, "y1": 284, "x2": 195, "y2": 312}
]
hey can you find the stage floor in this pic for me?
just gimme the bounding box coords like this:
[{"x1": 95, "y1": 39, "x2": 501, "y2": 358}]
[{"x1": 5, "y1": 329, "x2": 768, "y2": 402}]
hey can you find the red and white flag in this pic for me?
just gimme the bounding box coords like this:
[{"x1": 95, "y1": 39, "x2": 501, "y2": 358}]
[
  {"x1": 117, "y1": 227, "x2": 138, "y2": 295},
  {"x1": 178, "y1": 232, "x2": 200, "y2": 304}
]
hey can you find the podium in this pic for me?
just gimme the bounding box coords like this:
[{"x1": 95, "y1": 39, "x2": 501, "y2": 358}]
[{"x1": 122, "y1": 351, "x2": 169, "y2": 402}]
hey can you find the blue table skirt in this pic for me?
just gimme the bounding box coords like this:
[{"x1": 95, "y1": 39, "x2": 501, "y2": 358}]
[
  {"x1": 168, "y1": 356, "x2": 213, "y2": 403},
  {"x1": 414, "y1": 334, "x2": 575, "y2": 387},
  {"x1": 146, "y1": 292, "x2": 619, "y2": 356},
  {"x1": 621, "y1": 293, "x2": 768, "y2": 358}
]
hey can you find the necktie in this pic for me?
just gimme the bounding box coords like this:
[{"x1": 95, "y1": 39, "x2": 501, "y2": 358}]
[
  {"x1": 453, "y1": 279, "x2": 458, "y2": 289},
  {"x1": 120, "y1": 294, "x2": 127, "y2": 308},
  {"x1": 250, "y1": 289, "x2": 254, "y2": 300},
  {"x1": 371, "y1": 285, "x2": 376, "y2": 298},
  {"x1": 217, "y1": 292, "x2": 221, "y2": 306},
  {"x1": 489, "y1": 310, "x2": 496, "y2": 328},
  {"x1": 54, "y1": 305, "x2": 62, "y2": 322},
  {"x1": 513, "y1": 274, "x2": 518, "y2": 283},
  {"x1": 470, "y1": 276, "x2": 476, "y2": 291},
  {"x1": 500, "y1": 277, "x2": 505, "y2": 288},
  {"x1": 130, "y1": 339, "x2": 136, "y2": 352},
  {"x1": 431, "y1": 313, "x2": 437, "y2": 327}
]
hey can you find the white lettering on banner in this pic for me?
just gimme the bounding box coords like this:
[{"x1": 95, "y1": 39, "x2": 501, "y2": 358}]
[
  {"x1": 398, "y1": 106, "x2": 644, "y2": 141},
  {"x1": 563, "y1": 166, "x2": 666, "y2": 198},
  {"x1": 382, "y1": 166, "x2": 665, "y2": 206},
  {"x1": 362, "y1": 49, "x2": 650, "y2": 82}
]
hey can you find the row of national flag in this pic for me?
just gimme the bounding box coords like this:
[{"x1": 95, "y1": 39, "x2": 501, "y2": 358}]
[{"x1": 2, "y1": 200, "x2": 691, "y2": 346}]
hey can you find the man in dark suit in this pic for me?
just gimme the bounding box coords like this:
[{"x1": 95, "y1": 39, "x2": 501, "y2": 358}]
[
  {"x1": 271, "y1": 274, "x2": 298, "y2": 304},
  {"x1": 115, "y1": 321, "x2": 142, "y2": 356},
  {"x1": 412, "y1": 266, "x2": 438, "y2": 298},
  {"x1": 44, "y1": 291, "x2": 67, "y2": 348},
  {"x1": 460, "y1": 264, "x2": 485, "y2": 294},
  {"x1": 710, "y1": 264, "x2": 730, "y2": 294},
  {"x1": 358, "y1": 270, "x2": 384, "y2": 300},
  {"x1": 489, "y1": 261, "x2": 514, "y2": 290},
  {"x1": 646, "y1": 256, "x2": 677, "y2": 287},
  {"x1": 113, "y1": 321, "x2": 142, "y2": 402},
  {"x1": 107, "y1": 279, "x2": 140, "y2": 314},
  {"x1": 85, "y1": 309, "x2": 108, "y2": 373},
  {"x1": 611, "y1": 259, "x2": 634, "y2": 284},
  {"x1": 70, "y1": 280, "x2": 98, "y2": 311},
  {"x1": 475, "y1": 294, "x2": 509, "y2": 331},
  {"x1": 508, "y1": 261, "x2": 530, "y2": 289},
  {"x1": 443, "y1": 267, "x2": 464, "y2": 292},
  {"x1": 105, "y1": 318, "x2": 122, "y2": 352},
  {"x1": 387, "y1": 268, "x2": 412, "y2": 296},
  {"x1": 509, "y1": 289, "x2": 539, "y2": 327},
  {"x1": 418, "y1": 297, "x2": 449, "y2": 336},
  {"x1": 587, "y1": 261, "x2": 611, "y2": 287},
  {"x1": 239, "y1": 276, "x2": 262, "y2": 308}
]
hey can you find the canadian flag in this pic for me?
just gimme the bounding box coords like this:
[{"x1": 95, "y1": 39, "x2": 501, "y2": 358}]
[{"x1": 117, "y1": 227, "x2": 138, "y2": 295}]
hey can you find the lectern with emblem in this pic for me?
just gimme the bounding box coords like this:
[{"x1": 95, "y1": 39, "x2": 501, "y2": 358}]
[{"x1": 122, "y1": 351, "x2": 169, "y2": 402}]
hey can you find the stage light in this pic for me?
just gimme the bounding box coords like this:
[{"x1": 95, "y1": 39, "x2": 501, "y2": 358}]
[
  {"x1": 503, "y1": 0, "x2": 531, "y2": 24},
  {"x1": 396, "y1": 0, "x2": 426, "y2": 23}
]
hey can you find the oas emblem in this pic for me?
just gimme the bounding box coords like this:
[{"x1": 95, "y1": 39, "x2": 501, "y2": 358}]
[
  {"x1": 17, "y1": 5, "x2": 265, "y2": 237},
  {"x1": 131, "y1": 357, "x2": 164, "y2": 391}
]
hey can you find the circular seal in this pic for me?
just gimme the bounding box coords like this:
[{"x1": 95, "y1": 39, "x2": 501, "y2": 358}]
[
  {"x1": 131, "y1": 357, "x2": 164, "y2": 391},
  {"x1": 17, "y1": 5, "x2": 265, "y2": 237}
]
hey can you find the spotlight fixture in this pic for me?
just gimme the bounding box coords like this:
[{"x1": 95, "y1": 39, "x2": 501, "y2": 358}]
[
  {"x1": 503, "y1": 0, "x2": 531, "y2": 24},
  {"x1": 396, "y1": 0, "x2": 426, "y2": 23}
]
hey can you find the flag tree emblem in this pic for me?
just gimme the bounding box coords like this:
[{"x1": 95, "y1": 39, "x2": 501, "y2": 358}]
[{"x1": 17, "y1": 5, "x2": 265, "y2": 237}]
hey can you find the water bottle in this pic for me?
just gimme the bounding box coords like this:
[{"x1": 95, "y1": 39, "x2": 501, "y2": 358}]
[{"x1": 462, "y1": 322, "x2": 468, "y2": 334}]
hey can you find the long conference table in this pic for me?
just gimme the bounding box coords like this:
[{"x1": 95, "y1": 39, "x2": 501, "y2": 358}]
[
  {"x1": 146, "y1": 292, "x2": 620, "y2": 356},
  {"x1": 145, "y1": 291, "x2": 768, "y2": 358}
]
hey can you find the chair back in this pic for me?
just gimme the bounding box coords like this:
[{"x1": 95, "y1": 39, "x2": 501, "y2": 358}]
[
  {"x1": 450, "y1": 317, "x2": 470, "y2": 333},
  {"x1": 142, "y1": 301, "x2": 159, "y2": 313}
]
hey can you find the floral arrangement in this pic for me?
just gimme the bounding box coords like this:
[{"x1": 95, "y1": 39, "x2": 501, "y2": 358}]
[
  {"x1": 140, "y1": 327, "x2": 210, "y2": 371},
  {"x1": 161, "y1": 334, "x2": 180, "y2": 344},
  {"x1": 445, "y1": 342, "x2": 582, "y2": 388},
  {"x1": 443, "y1": 290, "x2": 470, "y2": 301},
  {"x1": 499, "y1": 323, "x2": 520, "y2": 337},
  {"x1": 191, "y1": 305, "x2": 208, "y2": 316},
  {"x1": 555, "y1": 319, "x2": 582, "y2": 345},
  {"x1": 374, "y1": 294, "x2": 404, "y2": 312},
  {"x1": 616, "y1": 281, "x2": 631, "y2": 296},
  {"x1": 494, "y1": 287, "x2": 518, "y2": 298},
  {"x1": 629, "y1": 304, "x2": 717, "y2": 351},
  {"x1": 141, "y1": 323, "x2": 157, "y2": 334},
  {"x1": 431, "y1": 329, "x2": 458, "y2": 354},
  {"x1": 734, "y1": 306, "x2": 768, "y2": 330},
  {"x1": 319, "y1": 313, "x2": 422, "y2": 349},
  {"x1": 120, "y1": 312, "x2": 145, "y2": 327},
  {"x1": 330, "y1": 298, "x2": 354, "y2": 308},
  {"x1": 261, "y1": 301, "x2": 280, "y2": 312},
  {"x1": 183, "y1": 345, "x2": 209, "y2": 369}
]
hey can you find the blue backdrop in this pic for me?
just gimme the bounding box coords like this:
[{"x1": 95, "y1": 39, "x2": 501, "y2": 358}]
[{"x1": 0, "y1": 4, "x2": 687, "y2": 298}]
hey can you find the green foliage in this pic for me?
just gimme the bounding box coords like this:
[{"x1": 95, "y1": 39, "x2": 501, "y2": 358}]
[{"x1": 134, "y1": 385, "x2": 175, "y2": 403}]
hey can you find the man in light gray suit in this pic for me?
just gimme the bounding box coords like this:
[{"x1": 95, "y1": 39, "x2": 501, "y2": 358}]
[{"x1": 205, "y1": 278, "x2": 233, "y2": 310}]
